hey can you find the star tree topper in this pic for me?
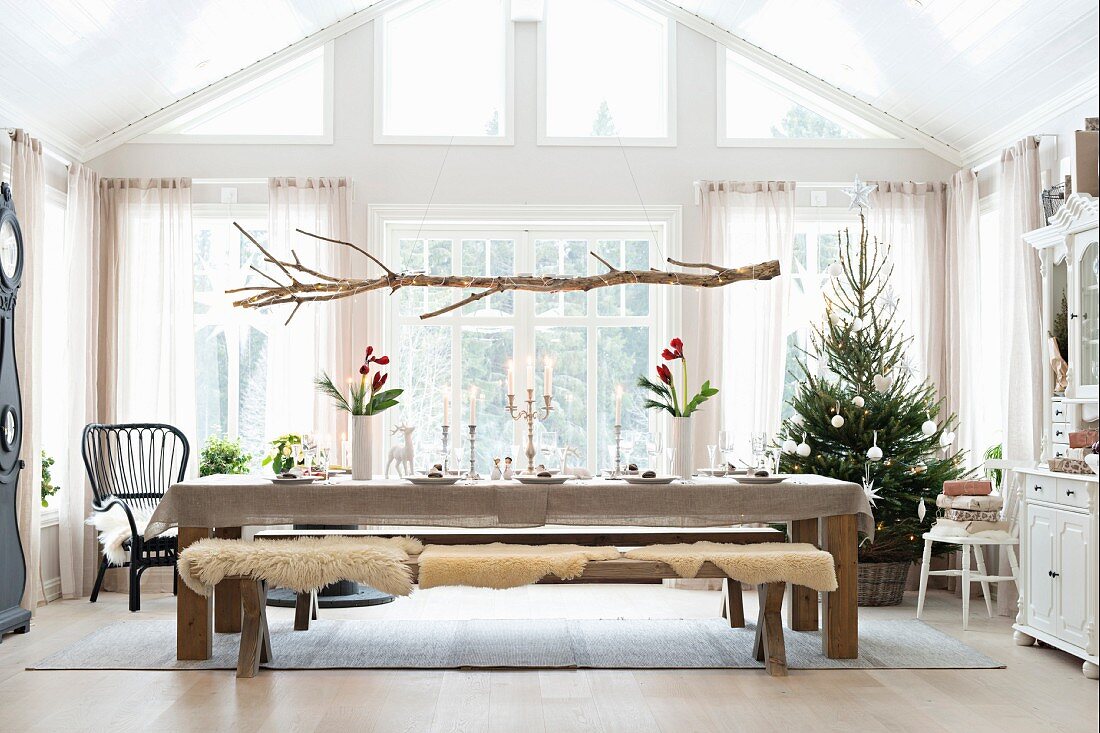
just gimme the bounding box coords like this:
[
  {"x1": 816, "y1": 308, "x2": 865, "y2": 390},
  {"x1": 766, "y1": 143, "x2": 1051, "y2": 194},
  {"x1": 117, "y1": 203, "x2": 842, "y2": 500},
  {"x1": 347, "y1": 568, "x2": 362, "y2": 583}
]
[{"x1": 842, "y1": 176, "x2": 877, "y2": 211}]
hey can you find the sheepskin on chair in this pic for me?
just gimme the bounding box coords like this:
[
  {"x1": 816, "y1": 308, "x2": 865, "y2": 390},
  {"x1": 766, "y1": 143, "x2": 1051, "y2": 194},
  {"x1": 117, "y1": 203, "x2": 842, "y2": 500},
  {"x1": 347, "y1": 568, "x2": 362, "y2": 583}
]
[
  {"x1": 177, "y1": 536, "x2": 422, "y2": 597},
  {"x1": 624, "y1": 542, "x2": 838, "y2": 592},
  {"x1": 416, "y1": 543, "x2": 621, "y2": 589},
  {"x1": 86, "y1": 509, "x2": 176, "y2": 566}
]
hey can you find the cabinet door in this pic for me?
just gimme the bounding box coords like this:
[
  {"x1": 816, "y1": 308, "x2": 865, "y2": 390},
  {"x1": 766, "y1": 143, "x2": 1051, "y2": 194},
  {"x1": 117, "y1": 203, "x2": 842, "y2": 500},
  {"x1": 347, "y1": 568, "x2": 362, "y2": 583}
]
[
  {"x1": 1026, "y1": 504, "x2": 1058, "y2": 634},
  {"x1": 1069, "y1": 230, "x2": 1098, "y2": 398},
  {"x1": 1055, "y1": 511, "x2": 1092, "y2": 649}
]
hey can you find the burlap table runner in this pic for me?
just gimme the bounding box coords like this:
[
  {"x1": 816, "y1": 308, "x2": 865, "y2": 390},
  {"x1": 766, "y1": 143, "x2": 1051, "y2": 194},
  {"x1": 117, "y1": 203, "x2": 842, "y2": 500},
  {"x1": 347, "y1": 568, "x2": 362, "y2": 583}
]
[{"x1": 145, "y1": 474, "x2": 873, "y2": 539}]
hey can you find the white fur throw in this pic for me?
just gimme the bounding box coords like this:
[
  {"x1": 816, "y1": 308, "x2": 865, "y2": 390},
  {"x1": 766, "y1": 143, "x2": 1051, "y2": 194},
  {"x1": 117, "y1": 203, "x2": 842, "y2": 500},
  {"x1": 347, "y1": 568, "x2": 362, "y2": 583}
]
[
  {"x1": 417, "y1": 543, "x2": 621, "y2": 589},
  {"x1": 86, "y1": 509, "x2": 176, "y2": 566},
  {"x1": 177, "y1": 536, "x2": 423, "y2": 597},
  {"x1": 624, "y1": 542, "x2": 839, "y2": 592}
]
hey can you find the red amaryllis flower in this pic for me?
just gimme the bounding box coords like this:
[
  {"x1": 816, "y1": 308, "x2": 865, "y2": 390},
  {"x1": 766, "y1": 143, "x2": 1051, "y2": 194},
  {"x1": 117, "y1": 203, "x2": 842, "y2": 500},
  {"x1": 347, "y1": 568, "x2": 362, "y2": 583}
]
[
  {"x1": 670, "y1": 337, "x2": 683, "y2": 352},
  {"x1": 373, "y1": 355, "x2": 390, "y2": 365},
  {"x1": 359, "y1": 363, "x2": 370, "y2": 375},
  {"x1": 365, "y1": 345, "x2": 374, "y2": 358},
  {"x1": 372, "y1": 371, "x2": 388, "y2": 391},
  {"x1": 660, "y1": 348, "x2": 677, "y2": 361},
  {"x1": 656, "y1": 363, "x2": 673, "y2": 385}
]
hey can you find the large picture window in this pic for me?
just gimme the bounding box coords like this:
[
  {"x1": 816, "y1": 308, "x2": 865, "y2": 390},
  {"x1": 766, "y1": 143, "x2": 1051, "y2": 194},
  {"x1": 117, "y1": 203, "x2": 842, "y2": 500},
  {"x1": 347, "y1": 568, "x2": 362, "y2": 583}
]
[{"x1": 385, "y1": 215, "x2": 673, "y2": 471}]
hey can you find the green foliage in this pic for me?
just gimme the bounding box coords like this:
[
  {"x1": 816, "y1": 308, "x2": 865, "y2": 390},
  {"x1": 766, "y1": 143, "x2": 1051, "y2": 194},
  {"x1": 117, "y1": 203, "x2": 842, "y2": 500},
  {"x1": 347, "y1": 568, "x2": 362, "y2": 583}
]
[
  {"x1": 769, "y1": 105, "x2": 855, "y2": 140},
  {"x1": 776, "y1": 214, "x2": 968, "y2": 563},
  {"x1": 40, "y1": 451, "x2": 59, "y2": 508},
  {"x1": 263, "y1": 433, "x2": 301, "y2": 475},
  {"x1": 199, "y1": 435, "x2": 252, "y2": 477},
  {"x1": 984, "y1": 443, "x2": 1003, "y2": 487},
  {"x1": 591, "y1": 100, "x2": 617, "y2": 136},
  {"x1": 315, "y1": 372, "x2": 403, "y2": 417},
  {"x1": 1050, "y1": 292, "x2": 1068, "y2": 362},
  {"x1": 484, "y1": 109, "x2": 500, "y2": 136}
]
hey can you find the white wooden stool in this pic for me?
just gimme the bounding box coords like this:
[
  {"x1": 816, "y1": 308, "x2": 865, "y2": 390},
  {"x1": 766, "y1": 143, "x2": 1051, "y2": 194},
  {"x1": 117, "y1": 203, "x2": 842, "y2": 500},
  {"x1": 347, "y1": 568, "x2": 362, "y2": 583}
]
[{"x1": 916, "y1": 534, "x2": 1020, "y2": 630}]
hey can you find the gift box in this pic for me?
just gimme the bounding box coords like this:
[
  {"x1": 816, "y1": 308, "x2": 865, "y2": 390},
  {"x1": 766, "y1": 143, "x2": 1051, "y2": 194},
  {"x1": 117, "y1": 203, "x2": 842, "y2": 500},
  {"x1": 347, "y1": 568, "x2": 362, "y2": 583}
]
[
  {"x1": 1068, "y1": 430, "x2": 1098, "y2": 449},
  {"x1": 942, "y1": 479, "x2": 993, "y2": 496},
  {"x1": 935, "y1": 493, "x2": 1003, "y2": 511}
]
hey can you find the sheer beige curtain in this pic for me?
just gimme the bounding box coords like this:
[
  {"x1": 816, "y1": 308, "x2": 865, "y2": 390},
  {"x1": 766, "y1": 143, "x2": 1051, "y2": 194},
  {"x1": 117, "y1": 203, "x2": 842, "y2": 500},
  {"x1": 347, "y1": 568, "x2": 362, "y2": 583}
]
[
  {"x1": 9, "y1": 129, "x2": 43, "y2": 612},
  {"x1": 57, "y1": 163, "x2": 106, "y2": 598},
  {"x1": 696, "y1": 181, "x2": 795, "y2": 463},
  {"x1": 101, "y1": 178, "x2": 196, "y2": 454},
  {"x1": 267, "y1": 178, "x2": 353, "y2": 443},
  {"x1": 997, "y1": 138, "x2": 1044, "y2": 462}
]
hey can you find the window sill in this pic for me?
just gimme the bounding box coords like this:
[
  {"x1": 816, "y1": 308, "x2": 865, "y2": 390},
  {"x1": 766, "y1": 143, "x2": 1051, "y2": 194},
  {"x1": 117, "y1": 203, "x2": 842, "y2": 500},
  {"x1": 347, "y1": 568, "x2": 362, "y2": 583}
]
[{"x1": 41, "y1": 508, "x2": 60, "y2": 528}]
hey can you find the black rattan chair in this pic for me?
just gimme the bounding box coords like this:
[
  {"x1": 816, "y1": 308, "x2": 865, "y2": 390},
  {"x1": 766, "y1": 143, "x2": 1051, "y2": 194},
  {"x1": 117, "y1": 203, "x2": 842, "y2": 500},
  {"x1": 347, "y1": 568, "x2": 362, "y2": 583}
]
[{"x1": 83, "y1": 423, "x2": 190, "y2": 611}]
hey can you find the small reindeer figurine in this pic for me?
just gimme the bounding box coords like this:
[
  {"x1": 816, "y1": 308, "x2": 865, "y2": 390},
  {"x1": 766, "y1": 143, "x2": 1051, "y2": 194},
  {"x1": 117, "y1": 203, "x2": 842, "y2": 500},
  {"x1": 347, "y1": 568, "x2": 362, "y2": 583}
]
[{"x1": 385, "y1": 422, "x2": 416, "y2": 478}]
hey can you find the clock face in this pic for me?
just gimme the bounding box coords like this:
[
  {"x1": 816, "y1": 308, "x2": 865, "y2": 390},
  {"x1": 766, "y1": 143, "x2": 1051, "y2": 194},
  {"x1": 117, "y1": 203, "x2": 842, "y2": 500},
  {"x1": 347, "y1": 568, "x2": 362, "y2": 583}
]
[{"x1": 0, "y1": 220, "x2": 17, "y2": 278}]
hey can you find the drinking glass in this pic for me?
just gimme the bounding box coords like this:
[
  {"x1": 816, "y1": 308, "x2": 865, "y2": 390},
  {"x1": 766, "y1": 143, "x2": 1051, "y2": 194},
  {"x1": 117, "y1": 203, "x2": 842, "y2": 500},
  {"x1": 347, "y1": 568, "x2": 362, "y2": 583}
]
[
  {"x1": 664, "y1": 445, "x2": 676, "y2": 474},
  {"x1": 706, "y1": 444, "x2": 718, "y2": 471},
  {"x1": 718, "y1": 429, "x2": 736, "y2": 469},
  {"x1": 315, "y1": 446, "x2": 330, "y2": 483},
  {"x1": 645, "y1": 432, "x2": 664, "y2": 471},
  {"x1": 620, "y1": 431, "x2": 637, "y2": 469},
  {"x1": 539, "y1": 430, "x2": 559, "y2": 471},
  {"x1": 750, "y1": 431, "x2": 768, "y2": 470}
]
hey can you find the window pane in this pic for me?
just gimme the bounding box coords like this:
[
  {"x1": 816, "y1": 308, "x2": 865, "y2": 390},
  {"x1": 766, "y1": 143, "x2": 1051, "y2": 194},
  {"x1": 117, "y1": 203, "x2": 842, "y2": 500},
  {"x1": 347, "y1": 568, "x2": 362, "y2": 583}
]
[
  {"x1": 461, "y1": 238, "x2": 514, "y2": 315},
  {"x1": 545, "y1": 0, "x2": 668, "y2": 138},
  {"x1": 395, "y1": 324, "x2": 452, "y2": 464},
  {"x1": 383, "y1": 0, "x2": 507, "y2": 137},
  {"x1": 399, "y1": 238, "x2": 453, "y2": 316},
  {"x1": 596, "y1": 239, "x2": 649, "y2": 316},
  {"x1": 194, "y1": 325, "x2": 229, "y2": 443},
  {"x1": 596, "y1": 326, "x2": 649, "y2": 470},
  {"x1": 237, "y1": 326, "x2": 269, "y2": 459},
  {"x1": 535, "y1": 239, "x2": 587, "y2": 316},
  {"x1": 536, "y1": 326, "x2": 587, "y2": 467},
  {"x1": 817, "y1": 231, "x2": 840, "y2": 273},
  {"x1": 460, "y1": 326, "x2": 513, "y2": 467}
]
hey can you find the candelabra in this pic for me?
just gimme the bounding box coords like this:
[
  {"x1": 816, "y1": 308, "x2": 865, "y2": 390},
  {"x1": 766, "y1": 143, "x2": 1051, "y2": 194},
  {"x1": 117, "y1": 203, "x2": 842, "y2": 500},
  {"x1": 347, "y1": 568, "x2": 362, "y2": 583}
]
[
  {"x1": 505, "y1": 389, "x2": 553, "y2": 475},
  {"x1": 441, "y1": 424, "x2": 450, "y2": 473},
  {"x1": 466, "y1": 425, "x2": 479, "y2": 480},
  {"x1": 612, "y1": 424, "x2": 623, "y2": 476}
]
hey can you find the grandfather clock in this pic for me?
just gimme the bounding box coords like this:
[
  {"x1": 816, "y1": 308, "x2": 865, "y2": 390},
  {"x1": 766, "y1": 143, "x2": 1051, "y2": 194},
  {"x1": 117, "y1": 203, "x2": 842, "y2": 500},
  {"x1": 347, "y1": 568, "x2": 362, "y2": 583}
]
[{"x1": 0, "y1": 182, "x2": 30, "y2": 640}]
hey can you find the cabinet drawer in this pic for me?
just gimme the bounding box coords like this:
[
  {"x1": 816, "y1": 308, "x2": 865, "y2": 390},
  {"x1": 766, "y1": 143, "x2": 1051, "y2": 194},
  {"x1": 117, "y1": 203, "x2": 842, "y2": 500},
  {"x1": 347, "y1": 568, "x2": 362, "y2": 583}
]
[
  {"x1": 1051, "y1": 401, "x2": 1068, "y2": 422},
  {"x1": 1026, "y1": 474, "x2": 1058, "y2": 502},
  {"x1": 1056, "y1": 478, "x2": 1092, "y2": 509},
  {"x1": 1051, "y1": 443, "x2": 1071, "y2": 459},
  {"x1": 1051, "y1": 423, "x2": 1070, "y2": 443}
]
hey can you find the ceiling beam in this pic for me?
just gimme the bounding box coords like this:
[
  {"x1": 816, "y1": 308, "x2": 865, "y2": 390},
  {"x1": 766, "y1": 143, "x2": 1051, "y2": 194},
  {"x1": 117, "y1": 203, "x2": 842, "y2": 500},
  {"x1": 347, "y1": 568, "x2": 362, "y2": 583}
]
[
  {"x1": 81, "y1": 0, "x2": 404, "y2": 161},
  {"x1": 649, "y1": 0, "x2": 964, "y2": 166}
]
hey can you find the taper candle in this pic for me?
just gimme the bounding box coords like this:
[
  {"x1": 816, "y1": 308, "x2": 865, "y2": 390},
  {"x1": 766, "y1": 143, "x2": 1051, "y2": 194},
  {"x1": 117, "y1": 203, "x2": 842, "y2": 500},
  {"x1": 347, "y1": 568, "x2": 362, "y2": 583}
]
[
  {"x1": 543, "y1": 357, "x2": 553, "y2": 397},
  {"x1": 442, "y1": 388, "x2": 450, "y2": 426},
  {"x1": 469, "y1": 385, "x2": 478, "y2": 425},
  {"x1": 526, "y1": 357, "x2": 535, "y2": 392},
  {"x1": 614, "y1": 384, "x2": 623, "y2": 425},
  {"x1": 506, "y1": 359, "x2": 514, "y2": 394}
]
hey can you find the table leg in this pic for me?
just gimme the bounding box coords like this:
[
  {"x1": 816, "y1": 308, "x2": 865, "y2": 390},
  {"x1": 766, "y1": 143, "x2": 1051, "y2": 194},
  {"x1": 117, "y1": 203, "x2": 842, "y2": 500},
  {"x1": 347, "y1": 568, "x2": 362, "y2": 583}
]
[
  {"x1": 177, "y1": 526, "x2": 213, "y2": 661},
  {"x1": 821, "y1": 513, "x2": 858, "y2": 659},
  {"x1": 788, "y1": 518, "x2": 819, "y2": 631},
  {"x1": 213, "y1": 527, "x2": 243, "y2": 633}
]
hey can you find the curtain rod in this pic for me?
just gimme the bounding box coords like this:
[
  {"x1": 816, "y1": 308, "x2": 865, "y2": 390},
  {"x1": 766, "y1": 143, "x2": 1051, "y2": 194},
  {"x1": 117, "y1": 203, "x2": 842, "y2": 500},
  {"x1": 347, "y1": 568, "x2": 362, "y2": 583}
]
[
  {"x1": 970, "y1": 133, "x2": 1058, "y2": 174},
  {"x1": 5, "y1": 128, "x2": 73, "y2": 168}
]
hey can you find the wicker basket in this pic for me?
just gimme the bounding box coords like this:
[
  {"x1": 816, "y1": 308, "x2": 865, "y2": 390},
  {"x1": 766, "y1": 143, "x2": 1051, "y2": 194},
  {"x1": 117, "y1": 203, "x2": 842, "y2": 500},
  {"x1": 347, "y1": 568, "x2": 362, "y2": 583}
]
[{"x1": 857, "y1": 561, "x2": 910, "y2": 607}]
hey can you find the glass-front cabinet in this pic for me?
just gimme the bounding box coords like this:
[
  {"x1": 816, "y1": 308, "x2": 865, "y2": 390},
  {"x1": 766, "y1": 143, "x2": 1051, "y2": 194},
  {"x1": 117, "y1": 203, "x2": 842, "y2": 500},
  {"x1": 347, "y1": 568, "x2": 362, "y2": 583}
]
[{"x1": 1070, "y1": 230, "x2": 1099, "y2": 399}]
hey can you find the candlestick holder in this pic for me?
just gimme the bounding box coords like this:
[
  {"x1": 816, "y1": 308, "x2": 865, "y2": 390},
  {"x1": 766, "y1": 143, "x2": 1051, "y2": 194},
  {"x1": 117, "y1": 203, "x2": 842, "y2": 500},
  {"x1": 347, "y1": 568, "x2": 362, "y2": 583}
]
[
  {"x1": 441, "y1": 424, "x2": 450, "y2": 473},
  {"x1": 465, "y1": 425, "x2": 479, "y2": 480},
  {"x1": 505, "y1": 388, "x2": 554, "y2": 475},
  {"x1": 612, "y1": 424, "x2": 623, "y2": 476}
]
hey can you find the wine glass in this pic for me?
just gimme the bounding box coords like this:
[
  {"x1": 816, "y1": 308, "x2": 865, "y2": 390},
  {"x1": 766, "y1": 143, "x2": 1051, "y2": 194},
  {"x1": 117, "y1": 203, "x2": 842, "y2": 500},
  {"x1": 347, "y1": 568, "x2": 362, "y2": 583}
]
[
  {"x1": 300, "y1": 433, "x2": 317, "y2": 473},
  {"x1": 645, "y1": 432, "x2": 664, "y2": 471},
  {"x1": 539, "y1": 430, "x2": 559, "y2": 472},
  {"x1": 718, "y1": 429, "x2": 736, "y2": 470},
  {"x1": 706, "y1": 444, "x2": 718, "y2": 472},
  {"x1": 315, "y1": 446, "x2": 330, "y2": 483},
  {"x1": 751, "y1": 431, "x2": 768, "y2": 470},
  {"x1": 620, "y1": 431, "x2": 637, "y2": 471}
]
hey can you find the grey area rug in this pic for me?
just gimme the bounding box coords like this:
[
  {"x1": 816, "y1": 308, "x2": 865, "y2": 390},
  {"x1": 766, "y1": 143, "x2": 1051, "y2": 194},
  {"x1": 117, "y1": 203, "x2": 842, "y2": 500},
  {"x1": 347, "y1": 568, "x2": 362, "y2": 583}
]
[{"x1": 30, "y1": 618, "x2": 1002, "y2": 671}]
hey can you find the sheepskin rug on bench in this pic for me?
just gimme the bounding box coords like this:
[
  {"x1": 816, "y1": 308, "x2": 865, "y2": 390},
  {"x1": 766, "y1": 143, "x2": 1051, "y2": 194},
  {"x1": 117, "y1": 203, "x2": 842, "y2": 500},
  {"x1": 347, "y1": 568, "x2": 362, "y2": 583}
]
[
  {"x1": 417, "y1": 543, "x2": 621, "y2": 589},
  {"x1": 624, "y1": 542, "x2": 838, "y2": 592},
  {"x1": 177, "y1": 536, "x2": 422, "y2": 597}
]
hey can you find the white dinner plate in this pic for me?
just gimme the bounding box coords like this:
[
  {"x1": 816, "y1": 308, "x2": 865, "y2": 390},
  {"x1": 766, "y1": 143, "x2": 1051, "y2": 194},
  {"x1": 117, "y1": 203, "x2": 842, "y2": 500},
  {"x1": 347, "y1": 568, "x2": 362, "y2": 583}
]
[
  {"x1": 515, "y1": 475, "x2": 572, "y2": 485},
  {"x1": 270, "y1": 476, "x2": 318, "y2": 486},
  {"x1": 697, "y1": 468, "x2": 727, "y2": 477},
  {"x1": 621, "y1": 475, "x2": 678, "y2": 485},
  {"x1": 734, "y1": 474, "x2": 789, "y2": 485},
  {"x1": 405, "y1": 475, "x2": 463, "y2": 486}
]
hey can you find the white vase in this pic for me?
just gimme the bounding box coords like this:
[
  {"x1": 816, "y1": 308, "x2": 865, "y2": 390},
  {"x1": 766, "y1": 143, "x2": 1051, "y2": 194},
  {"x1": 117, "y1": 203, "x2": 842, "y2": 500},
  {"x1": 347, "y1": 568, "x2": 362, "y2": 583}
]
[
  {"x1": 670, "y1": 416, "x2": 693, "y2": 480},
  {"x1": 351, "y1": 414, "x2": 374, "y2": 481}
]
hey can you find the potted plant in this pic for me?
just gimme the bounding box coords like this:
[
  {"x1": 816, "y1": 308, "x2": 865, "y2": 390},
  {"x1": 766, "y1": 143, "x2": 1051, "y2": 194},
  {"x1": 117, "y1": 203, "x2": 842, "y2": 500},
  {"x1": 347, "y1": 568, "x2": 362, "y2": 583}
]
[
  {"x1": 637, "y1": 337, "x2": 718, "y2": 479},
  {"x1": 41, "y1": 450, "x2": 59, "y2": 508},
  {"x1": 316, "y1": 345, "x2": 403, "y2": 480},
  {"x1": 199, "y1": 435, "x2": 253, "y2": 477},
  {"x1": 263, "y1": 434, "x2": 301, "y2": 475}
]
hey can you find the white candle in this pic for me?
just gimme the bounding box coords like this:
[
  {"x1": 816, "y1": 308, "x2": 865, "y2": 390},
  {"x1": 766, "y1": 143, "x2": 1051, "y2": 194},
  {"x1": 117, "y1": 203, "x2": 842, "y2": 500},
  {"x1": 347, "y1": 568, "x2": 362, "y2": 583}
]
[
  {"x1": 469, "y1": 386, "x2": 477, "y2": 425},
  {"x1": 543, "y1": 357, "x2": 553, "y2": 398},
  {"x1": 614, "y1": 384, "x2": 623, "y2": 426},
  {"x1": 442, "y1": 388, "x2": 450, "y2": 426},
  {"x1": 506, "y1": 359, "x2": 514, "y2": 395},
  {"x1": 526, "y1": 357, "x2": 535, "y2": 393}
]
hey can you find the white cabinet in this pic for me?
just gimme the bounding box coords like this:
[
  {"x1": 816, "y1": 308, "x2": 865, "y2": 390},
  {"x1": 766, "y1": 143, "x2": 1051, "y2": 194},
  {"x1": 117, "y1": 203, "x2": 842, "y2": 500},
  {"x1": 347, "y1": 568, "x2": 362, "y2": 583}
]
[
  {"x1": 1014, "y1": 468, "x2": 1099, "y2": 679},
  {"x1": 1068, "y1": 230, "x2": 1098, "y2": 399}
]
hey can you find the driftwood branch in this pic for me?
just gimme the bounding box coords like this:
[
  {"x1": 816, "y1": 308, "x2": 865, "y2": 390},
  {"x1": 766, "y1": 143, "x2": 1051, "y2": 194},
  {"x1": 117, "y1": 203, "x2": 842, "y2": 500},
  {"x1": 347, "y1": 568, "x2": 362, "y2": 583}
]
[{"x1": 229, "y1": 224, "x2": 781, "y2": 321}]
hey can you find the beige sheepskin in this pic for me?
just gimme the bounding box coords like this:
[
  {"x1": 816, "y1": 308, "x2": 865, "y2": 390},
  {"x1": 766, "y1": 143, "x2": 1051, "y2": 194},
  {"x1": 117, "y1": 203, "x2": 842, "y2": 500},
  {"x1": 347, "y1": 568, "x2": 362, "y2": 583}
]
[
  {"x1": 86, "y1": 509, "x2": 175, "y2": 566},
  {"x1": 417, "y1": 543, "x2": 621, "y2": 589},
  {"x1": 624, "y1": 542, "x2": 838, "y2": 592},
  {"x1": 177, "y1": 536, "x2": 423, "y2": 597}
]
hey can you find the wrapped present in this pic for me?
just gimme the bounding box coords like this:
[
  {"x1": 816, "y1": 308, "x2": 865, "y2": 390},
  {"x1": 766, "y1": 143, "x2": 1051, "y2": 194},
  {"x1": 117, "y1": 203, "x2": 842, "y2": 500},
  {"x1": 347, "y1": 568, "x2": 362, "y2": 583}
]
[
  {"x1": 943, "y1": 508, "x2": 1001, "y2": 522},
  {"x1": 1068, "y1": 430, "x2": 1098, "y2": 449},
  {"x1": 935, "y1": 494, "x2": 1003, "y2": 511},
  {"x1": 942, "y1": 479, "x2": 993, "y2": 496}
]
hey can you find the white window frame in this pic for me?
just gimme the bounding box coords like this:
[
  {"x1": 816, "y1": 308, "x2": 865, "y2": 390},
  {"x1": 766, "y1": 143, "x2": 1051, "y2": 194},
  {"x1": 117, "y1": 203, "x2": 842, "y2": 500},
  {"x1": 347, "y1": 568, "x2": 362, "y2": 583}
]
[
  {"x1": 537, "y1": 0, "x2": 677, "y2": 147},
  {"x1": 371, "y1": 204, "x2": 682, "y2": 467},
  {"x1": 716, "y1": 45, "x2": 912, "y2": 149},
  {"x1": 137, "y1": 43, "x2": 335, "y2": 146},
  {"x1": 374, "y1": 0, "x2": 516, "y2": 145}
]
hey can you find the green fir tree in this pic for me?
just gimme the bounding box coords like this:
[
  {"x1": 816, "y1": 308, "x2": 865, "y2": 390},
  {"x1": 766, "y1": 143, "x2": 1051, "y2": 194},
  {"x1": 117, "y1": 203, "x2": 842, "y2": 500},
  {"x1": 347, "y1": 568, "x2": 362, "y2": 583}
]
[
  {"x1": 591, "y1": 100, "x2": 617, "y2": 136},
  {"x1": 776, "y1": 211, "x2": 968, "y2": 563}
]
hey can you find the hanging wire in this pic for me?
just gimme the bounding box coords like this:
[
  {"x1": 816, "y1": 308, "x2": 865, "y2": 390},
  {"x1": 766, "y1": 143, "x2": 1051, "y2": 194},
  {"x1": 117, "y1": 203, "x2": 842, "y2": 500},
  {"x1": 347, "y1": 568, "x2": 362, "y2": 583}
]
[
  {"x1": 615, "y1": 135, "x2": 665, "y2": 263},
  {"x1": 413, "y1": 135, "x2": 455, "y2": 244}
]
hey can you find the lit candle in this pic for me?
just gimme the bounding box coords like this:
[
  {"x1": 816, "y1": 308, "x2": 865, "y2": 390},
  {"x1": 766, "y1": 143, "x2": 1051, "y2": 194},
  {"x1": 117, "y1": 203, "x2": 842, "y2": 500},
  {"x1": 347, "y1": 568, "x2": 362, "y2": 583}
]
[
  {"x1": 543, "y1": 357, "x2": 553, "y2": 398},
  {"x1": 469, "y1": 385, "x2": 478, "y2": 425},
  {"x1": 442, "y1": 388, "x2": 450, "y2": 426},
  {"x1": 506, "y1": 359, "x2": 514, "y2": 395},
  {"x1": 526, "y1": 357, "x2": 535, "y2": 393},
  {"x1": 614, "y1": 384, "x2": 623, "y2": 426}
]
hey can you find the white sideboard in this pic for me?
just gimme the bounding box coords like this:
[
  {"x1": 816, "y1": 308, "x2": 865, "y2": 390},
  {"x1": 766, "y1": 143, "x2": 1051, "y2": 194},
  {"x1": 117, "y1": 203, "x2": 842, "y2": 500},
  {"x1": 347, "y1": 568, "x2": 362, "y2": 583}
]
[{"x1": 1013, "y1": 467, "x2": 1098, "y2": 679}]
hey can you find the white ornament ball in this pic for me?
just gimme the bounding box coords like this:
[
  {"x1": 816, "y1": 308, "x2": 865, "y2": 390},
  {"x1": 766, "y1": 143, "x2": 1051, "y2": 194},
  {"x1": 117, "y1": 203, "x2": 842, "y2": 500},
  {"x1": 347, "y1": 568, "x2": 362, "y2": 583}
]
[
  {"x1": 796, "y1": 441, "x2": 811, "y2": 457},
  {"x1": 866, "y1": 445, "x2": 883, "y2": 461},
  {"x1": 791, "y1": 414, "x2": 804, "y2": 428},
  {"x1": 851, "y1": 316, "x2": 865, "y2": 330},
  {"x1": 831, "y1": 414, "x2": 845, "y2": 428},
  {"x1": 853, "y1": 395, "x2": 865, "y2": 408},
  {"x1": 781, "y1": 438, "x2": 798, "y2": 454},
  {"x1": 921, "y1": 419, "x2": 937, "y2": 436},
  {"x1": 829, "y1": 311, "x2": 843, "y2": 326},
  {"x1": 827, "y1": 261, "x2": 843, "y2": 277}
]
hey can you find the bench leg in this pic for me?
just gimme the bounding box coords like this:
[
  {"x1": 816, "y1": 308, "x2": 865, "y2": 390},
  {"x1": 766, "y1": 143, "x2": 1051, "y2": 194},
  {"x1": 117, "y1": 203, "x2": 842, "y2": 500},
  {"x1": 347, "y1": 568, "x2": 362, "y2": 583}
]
[
  {"x1": 720, "y1": 578, "x2": 745, "y2": 628},
  {"x1": 753, "y1": 583, "x2": 788, "y2": 677},
  {"x1": 294, "y1": 591, "x2": 315, "y2": 631},
  {"x1": 237, "y1": 579, "x2": 269, "y2": 678},
  {"x1": 259, "y1": 582, "x2": 272, "y2": 664}
]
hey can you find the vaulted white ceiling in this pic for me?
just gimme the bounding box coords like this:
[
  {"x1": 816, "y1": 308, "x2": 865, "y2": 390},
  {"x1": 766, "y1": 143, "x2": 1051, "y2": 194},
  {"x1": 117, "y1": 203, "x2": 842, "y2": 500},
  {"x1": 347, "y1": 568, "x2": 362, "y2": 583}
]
[{"x1": 0, "y1": 0, "x2": 1095, "y2": 164}]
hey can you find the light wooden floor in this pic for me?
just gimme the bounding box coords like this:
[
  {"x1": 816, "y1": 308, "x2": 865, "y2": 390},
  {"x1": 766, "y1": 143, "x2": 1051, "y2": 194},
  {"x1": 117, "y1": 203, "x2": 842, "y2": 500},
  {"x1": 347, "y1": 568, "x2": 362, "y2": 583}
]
[{"x1": 1, "y1": 585, "x2": 1095, "y2": 733}]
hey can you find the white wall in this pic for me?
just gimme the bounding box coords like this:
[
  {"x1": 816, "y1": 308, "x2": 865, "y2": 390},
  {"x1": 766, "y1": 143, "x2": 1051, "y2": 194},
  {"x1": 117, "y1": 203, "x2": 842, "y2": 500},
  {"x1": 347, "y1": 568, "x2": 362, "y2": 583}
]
[{"x1": 89, "y1": 20, "x2": 960, "y2": 262}]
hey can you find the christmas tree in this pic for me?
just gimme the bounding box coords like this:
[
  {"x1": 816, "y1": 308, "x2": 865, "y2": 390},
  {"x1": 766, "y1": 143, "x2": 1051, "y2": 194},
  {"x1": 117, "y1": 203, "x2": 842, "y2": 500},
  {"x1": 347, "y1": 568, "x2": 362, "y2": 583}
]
[{"x1": 777, "y1": 183, "x2": 967, "y2": 564}]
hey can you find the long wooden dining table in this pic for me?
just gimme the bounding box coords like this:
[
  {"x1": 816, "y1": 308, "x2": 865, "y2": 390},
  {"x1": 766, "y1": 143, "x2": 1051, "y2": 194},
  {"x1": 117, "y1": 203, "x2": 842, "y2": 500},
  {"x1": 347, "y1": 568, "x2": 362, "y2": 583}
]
[{"x1": 146, "y1": 474, "x2": 874, "y2": 662}]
